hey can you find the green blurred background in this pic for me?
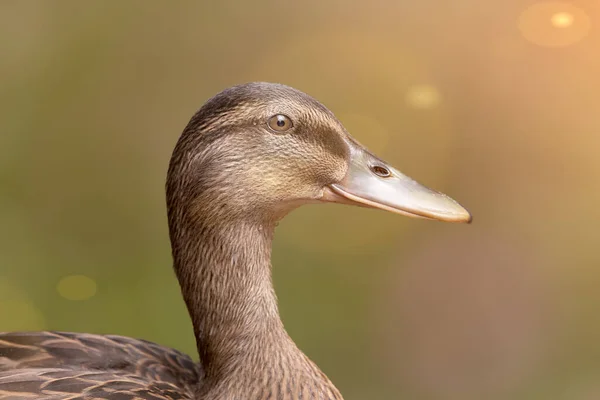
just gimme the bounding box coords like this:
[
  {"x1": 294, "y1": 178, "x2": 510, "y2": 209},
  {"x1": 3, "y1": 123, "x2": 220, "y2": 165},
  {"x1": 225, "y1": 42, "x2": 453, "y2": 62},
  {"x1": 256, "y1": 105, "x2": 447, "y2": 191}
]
[{"x1": 1, "y1": 1, "x2": 599, "y2": 399}]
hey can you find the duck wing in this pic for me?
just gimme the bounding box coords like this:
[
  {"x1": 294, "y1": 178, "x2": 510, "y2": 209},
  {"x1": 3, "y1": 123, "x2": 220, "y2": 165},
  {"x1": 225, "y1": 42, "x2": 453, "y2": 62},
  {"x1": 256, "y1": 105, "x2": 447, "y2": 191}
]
[{"x1": 0, "y1": 331, "x2": 201, "y2": 399}]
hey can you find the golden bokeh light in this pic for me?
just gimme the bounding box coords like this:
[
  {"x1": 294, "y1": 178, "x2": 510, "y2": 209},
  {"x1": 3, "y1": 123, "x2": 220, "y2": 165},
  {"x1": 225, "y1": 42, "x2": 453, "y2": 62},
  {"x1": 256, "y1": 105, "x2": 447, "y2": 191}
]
[
  {"x1": 550, "y1": 12, "x2": 573, "y2": 28},
  {"x1": 56, "y1": 274, "x2": 97, "y2": 301},
  {"x1": 519, "y1": 2, "x2": 591, "y2": 47},
  {"x1": 405, "y1": 84, "x2": 441, "y2": 109}
]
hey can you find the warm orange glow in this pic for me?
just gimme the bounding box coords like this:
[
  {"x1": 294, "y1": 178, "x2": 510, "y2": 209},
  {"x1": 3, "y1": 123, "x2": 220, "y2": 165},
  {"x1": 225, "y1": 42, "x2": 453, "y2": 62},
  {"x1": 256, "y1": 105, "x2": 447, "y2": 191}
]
[
  {"x1": 405, "y1": 84, "x2": 441, "y2": 109},
  {"x1": 519, "y1": 2, "x2": 591, "y2": 47},
  {"x1": 550, "y1": 12, "x2": 573, "y2": 28}
]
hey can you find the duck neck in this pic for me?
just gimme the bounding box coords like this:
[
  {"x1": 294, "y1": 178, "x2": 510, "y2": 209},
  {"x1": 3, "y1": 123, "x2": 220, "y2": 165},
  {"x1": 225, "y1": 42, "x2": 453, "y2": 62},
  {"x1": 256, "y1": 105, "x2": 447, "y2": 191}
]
[
  {"x1": 171, "y1": 217, "x2": 287, "y2": 372},
  {"x1": 169, "y1": 213, "x2": 343, "y2": 399}
]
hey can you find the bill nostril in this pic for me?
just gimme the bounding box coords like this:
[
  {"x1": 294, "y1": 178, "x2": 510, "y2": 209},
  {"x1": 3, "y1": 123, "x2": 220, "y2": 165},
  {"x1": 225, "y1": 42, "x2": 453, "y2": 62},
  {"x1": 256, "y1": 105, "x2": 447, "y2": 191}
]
[{"x1": 370, "y1": 164, "x2": 392, "y2": 178}]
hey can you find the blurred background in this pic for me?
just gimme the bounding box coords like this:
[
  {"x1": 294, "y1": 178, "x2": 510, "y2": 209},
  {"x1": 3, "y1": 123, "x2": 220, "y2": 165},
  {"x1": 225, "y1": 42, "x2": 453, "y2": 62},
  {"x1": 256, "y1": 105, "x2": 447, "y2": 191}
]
[{"x1": 0, "y1": 0, "x2": 599, "y2": 398}]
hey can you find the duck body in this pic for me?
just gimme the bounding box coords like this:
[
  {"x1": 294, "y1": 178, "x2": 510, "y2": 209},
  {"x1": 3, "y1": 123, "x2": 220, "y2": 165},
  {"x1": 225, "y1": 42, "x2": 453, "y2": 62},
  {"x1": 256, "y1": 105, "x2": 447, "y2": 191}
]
[
  {"x1": 0, "y1": 82, "x2": 470, "y2": 399},
  {"x1": 0, "y1": 331, "x2": 200, "y2": 399}
]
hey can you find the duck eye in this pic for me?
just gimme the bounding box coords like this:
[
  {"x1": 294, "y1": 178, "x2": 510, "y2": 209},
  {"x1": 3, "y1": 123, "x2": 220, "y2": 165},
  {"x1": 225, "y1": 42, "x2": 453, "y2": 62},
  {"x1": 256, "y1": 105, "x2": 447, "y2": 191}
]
[
  {"x1": 268, "y1": 114, "x2": 293, "y2": 132},
  {"x1": 370, "y1": 164, "x2": 392, "y2": 178}
]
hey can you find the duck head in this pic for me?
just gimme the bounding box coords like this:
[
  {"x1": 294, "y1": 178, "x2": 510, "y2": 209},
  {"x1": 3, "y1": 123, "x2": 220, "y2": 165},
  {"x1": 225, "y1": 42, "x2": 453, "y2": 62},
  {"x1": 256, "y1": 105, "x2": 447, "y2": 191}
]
[{"x1": 167, "y1": 82, "x2": 471, "y2": 225}]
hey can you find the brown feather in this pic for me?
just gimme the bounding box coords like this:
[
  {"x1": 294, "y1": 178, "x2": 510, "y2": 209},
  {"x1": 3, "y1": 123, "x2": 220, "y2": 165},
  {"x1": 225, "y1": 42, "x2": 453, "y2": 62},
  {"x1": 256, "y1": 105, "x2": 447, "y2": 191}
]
[{"x1": 0, "y1": 331, "x2": 200, "y2": 399}]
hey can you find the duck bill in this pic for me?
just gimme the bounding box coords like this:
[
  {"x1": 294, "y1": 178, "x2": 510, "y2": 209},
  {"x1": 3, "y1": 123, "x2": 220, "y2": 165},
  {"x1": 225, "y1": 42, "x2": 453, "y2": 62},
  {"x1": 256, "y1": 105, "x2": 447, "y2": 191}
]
[{"x1": 323, "y1": 147, "x2": 472, "y2": 223}]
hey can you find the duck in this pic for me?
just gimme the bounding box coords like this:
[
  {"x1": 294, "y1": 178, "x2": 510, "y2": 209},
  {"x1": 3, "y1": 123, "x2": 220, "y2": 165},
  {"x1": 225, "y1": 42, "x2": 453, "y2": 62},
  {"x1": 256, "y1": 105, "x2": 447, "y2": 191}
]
[{"x1": 0, "y1": 82, "x2": 471, "y2": 400}]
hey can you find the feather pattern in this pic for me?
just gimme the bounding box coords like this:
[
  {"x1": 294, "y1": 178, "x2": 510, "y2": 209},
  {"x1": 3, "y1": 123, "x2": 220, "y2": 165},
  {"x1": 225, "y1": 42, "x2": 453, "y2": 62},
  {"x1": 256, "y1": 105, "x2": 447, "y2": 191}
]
[{"x1": 0, "y1": 331, "x2": 200, "y2": 399}]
